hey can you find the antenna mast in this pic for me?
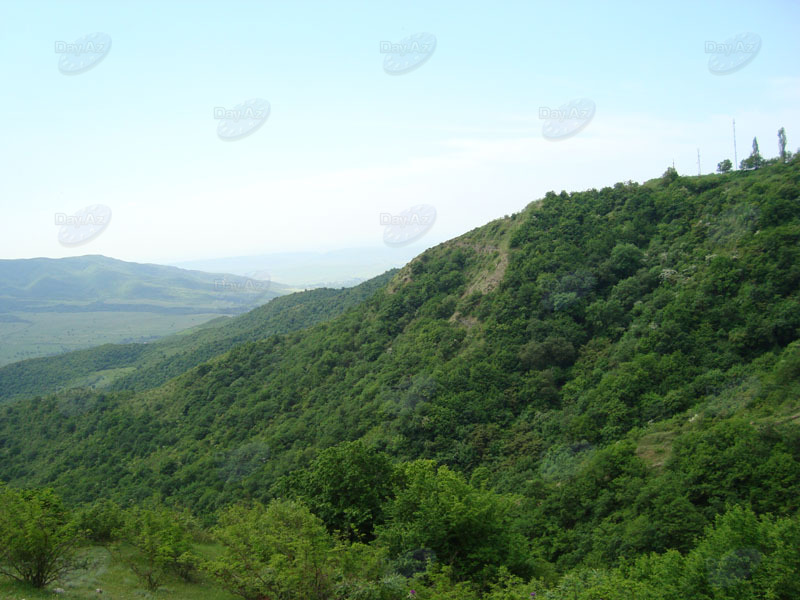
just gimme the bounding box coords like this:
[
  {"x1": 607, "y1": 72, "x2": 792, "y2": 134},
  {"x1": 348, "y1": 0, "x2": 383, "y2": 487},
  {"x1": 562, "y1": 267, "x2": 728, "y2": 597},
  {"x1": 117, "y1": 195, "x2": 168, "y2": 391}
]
[
  {"x1": 697, "y1": 148, "x2": 701, "y2": 175},
  {"x1": 733, "y1": 118, "x2": 738, "y2": 170}
]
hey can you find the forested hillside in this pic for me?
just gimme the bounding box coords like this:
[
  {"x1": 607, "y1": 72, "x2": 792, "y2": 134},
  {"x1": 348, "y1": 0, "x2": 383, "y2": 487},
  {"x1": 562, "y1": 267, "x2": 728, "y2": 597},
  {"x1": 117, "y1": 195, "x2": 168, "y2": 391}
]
[{"x1": 1, "y1": 160, "x2": 799, "y2": 599}]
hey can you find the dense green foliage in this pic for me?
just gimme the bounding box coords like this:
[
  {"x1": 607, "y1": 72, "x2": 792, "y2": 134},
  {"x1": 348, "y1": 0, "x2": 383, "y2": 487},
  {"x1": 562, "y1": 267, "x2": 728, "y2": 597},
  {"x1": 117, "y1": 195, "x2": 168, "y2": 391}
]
[
  {"x1": 377, "y1": 460, "x2": 537, "y2": 584},
  {"x1": 1, "y1": 158, "x2": 799, "y2": 596},
  {"x1": 0, "y1": 484, "x2": 84, "y2": 588},
  {"x1": 207, "y1": 499, "x2": 338, "y2": 599},
  {"x1": 291, "y1": 440, "x2": 396, "y2": 542},
  {"x1": 112, "y1": 502, "x2": 199, "y2": 590}
]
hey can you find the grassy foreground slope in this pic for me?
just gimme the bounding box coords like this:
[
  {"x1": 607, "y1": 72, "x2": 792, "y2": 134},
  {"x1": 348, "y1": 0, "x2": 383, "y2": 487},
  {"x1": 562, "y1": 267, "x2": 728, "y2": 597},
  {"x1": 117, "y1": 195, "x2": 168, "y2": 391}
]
[
  {"x1": 0, "y1": 160, "x2": 798, "y2": 595},
  {"x1": 0, "y1": 545, "x2": 237, "y2": 600}
]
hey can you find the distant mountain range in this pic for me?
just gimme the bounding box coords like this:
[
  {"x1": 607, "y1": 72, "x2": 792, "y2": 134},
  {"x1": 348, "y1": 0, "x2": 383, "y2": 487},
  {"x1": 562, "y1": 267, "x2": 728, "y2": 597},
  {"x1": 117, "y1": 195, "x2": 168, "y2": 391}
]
[{"x1": 0, "y1": 255, "x2": 295, "y2": 365}]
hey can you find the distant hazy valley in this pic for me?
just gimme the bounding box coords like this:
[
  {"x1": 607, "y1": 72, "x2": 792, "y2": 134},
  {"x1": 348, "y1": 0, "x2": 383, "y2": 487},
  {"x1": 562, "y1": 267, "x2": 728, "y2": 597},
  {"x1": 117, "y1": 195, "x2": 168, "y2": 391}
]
[
  {"x1": 171, "y1": 245, "x2": 427, "y2": 287},
  {"x1": 0, "y1": 255, "x2": 294, "y2": 365}
]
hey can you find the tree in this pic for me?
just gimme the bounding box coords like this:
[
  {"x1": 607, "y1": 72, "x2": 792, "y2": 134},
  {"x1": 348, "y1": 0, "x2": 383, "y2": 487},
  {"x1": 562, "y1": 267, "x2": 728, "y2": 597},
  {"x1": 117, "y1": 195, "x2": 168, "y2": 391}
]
[
  {"x1": 680, "y1": 506, "x2": 800, "y2": 598},
  {"x1": 76, "y1": 498, "x2": 124, "y2": 543},
  {"x1": 299, "y1": 440, "x2": 396, "y2": 542},
  {"x1": 740, "y1": 137, "x2": 763, "y2": 170},
  {"x1": 778, "y1": 127, "x2": 787, "y2": 162},
  {"x1": 717, "y1": 159, "x2": 733, "y2": 173},
  {"x1": 752, "y1": 137, "x2": 761, "y2": 164},
  {"x1": 662, "y1": 166, "x2": 679, "y2": 182},
  {"x1": 114, "y1": 503, "x2": 198, "y2": 590},
  {"x1": 608, "y1": 243, "x2": 644, "y2": 278},
  {"x1": 206, "y1": 499, "x2": 337, "y2": 600},
  {"x1": 0, "y1": 485, "x2": 84, "y2": 588},
  {"x1": 377, "y1": 461, "x2": 534, "y2": 584}
]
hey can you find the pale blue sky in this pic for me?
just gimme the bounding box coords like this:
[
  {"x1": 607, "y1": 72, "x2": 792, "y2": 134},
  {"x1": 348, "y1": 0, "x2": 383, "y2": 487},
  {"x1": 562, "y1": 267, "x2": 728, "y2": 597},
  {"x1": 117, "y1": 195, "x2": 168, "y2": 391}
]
[{"x1": 1, "y1": 0, "x2": 798, "y2": 264}]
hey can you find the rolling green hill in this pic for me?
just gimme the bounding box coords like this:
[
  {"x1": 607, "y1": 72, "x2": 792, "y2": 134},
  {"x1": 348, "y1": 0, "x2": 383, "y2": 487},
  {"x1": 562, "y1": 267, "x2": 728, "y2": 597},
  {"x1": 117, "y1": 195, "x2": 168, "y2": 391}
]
[
  {"x1": 1, "y1": 159, "x2": 799, "y2": 598},
  {"x1": 0, "y1": 255, "x2": 292, "y2": 365}
]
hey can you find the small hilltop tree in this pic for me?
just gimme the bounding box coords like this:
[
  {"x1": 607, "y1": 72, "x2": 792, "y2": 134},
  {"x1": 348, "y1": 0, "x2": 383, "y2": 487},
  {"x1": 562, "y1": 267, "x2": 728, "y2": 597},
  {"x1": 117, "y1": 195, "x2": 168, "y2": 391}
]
[
  {"x1": 778, "y1": 127, "x2": 787, "y2": 162},
  {"x1": 717, "y1": 159, "x2": 732, "y2": 173},
  {"x1": 740, "y1": 137, "x2": 763, "y2": 170}
]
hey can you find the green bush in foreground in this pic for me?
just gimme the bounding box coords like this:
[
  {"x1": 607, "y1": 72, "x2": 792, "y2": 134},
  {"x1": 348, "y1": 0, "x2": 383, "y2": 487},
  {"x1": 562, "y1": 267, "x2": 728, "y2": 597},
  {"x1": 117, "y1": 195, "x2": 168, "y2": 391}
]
[
  {"x1": 112, "y1": 502, "x2": 198, "y2": 590},
  {"x1": 0, "y1": 483, "x2": 84, "y2": 588},
  {"x1": 206, "y1": 499, "x2": 338, "y2": 600},
  {"x1": 75, "y1": 498, "x2": 124, "y2": 543}
]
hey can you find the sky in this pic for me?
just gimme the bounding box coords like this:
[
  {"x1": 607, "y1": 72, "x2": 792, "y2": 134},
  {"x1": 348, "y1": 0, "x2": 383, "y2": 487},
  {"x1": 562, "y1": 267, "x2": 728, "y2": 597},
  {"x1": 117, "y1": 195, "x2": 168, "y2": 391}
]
[{"x1": 0, "y1": 0, "x2": 798, "y2": 266}]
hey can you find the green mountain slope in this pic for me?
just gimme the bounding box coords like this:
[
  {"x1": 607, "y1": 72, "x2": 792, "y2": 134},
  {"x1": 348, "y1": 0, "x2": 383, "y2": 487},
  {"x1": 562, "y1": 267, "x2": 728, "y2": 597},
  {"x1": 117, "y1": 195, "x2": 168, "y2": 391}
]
[
  {"x1": 0, "y1": 271, "x2": 395, "y2": 400},
  {"x1": 1, "y1": 160, "x2": 798, "y2": 586}
]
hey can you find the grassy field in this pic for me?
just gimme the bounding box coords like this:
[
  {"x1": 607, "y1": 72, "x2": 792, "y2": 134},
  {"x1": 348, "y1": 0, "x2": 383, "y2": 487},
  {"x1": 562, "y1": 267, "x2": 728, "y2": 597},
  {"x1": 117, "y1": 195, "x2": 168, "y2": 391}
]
[{"x1": 0, "y1": 546, "x2": 237, "y2": 600}]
